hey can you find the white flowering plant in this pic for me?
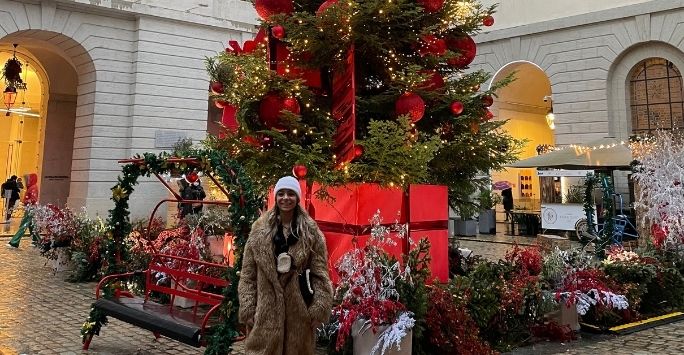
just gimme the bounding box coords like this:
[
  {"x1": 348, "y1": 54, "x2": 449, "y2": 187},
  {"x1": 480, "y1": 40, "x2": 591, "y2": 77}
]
[
  {"x1": 331, "y1": 210, "x2": 416, "y2": 355},
  {"x1": 631, "y1": 130, "x2": 684, "y2": 249}
]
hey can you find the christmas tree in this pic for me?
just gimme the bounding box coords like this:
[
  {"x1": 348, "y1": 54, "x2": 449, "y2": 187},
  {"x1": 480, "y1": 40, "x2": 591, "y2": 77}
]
[{"x1": 206, "y1": 0, "x2": 522, "y2": 209}]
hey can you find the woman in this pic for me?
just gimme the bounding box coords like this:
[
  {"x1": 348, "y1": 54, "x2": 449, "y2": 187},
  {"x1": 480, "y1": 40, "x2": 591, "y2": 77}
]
[
  {"x1": 8, "y1": 174, "x2": 39, "y2": 247},
  {"x1": 238, "y1": 176, "x2": 333, "y2": 355}
]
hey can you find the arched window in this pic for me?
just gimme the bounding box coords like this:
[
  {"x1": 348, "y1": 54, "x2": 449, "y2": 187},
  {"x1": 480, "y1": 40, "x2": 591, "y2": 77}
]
[{"x1": 630, "y1": 58, "x2": 684, "y2": 134}]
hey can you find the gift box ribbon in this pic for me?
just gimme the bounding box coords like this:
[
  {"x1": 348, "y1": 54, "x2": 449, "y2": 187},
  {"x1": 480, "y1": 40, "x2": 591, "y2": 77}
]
[{"x1": 317, "y1": 220, "x2": 447, "y2": 236}]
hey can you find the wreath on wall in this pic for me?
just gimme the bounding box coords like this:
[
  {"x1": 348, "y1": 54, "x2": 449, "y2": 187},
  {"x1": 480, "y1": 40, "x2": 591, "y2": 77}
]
[{"x1": 79, "y1": 150, "x2": 263, "y2": 354}]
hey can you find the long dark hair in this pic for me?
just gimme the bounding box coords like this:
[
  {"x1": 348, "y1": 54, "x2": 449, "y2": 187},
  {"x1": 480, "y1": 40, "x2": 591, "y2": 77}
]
[{"x1": 265, "y1": 201, "x2": 313, "y2": 251}]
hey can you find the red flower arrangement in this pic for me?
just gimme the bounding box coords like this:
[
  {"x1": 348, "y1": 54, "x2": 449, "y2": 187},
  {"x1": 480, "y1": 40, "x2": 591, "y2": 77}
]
[
  {"x1": 505, "y1": 245, "x2": 543, "y2": 276},
  {"x1": 425, "y1": 286, "x2": 497, "y2": 354}
]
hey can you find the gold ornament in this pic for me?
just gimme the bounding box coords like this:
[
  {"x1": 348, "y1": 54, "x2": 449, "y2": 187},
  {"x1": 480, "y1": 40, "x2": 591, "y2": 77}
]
[{"x1": 111, "y1": 186, "x2": 129, "y2": 201}]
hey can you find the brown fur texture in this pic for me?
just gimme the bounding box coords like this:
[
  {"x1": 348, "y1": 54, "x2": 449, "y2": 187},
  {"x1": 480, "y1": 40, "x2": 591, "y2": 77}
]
[{"x1": 238, "y1": 210, "x2": 333, "y2": 355}]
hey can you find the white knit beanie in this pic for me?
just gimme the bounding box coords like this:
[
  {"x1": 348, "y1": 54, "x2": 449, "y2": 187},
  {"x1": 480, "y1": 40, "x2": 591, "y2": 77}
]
[{"x1": 274, "y1": 176, "x2": 301, "y2": 201}]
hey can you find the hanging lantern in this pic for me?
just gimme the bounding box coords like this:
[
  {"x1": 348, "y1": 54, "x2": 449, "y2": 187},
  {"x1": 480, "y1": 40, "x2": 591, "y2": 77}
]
[{"x1": 3, "y1": 86, "x2": 17, "y2": 116}]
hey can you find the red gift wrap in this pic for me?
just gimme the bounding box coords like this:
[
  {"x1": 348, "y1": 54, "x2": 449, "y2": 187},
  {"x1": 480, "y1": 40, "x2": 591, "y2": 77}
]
[{"x1": 268, "y1": 182, "x2": 449, "y2": 283}]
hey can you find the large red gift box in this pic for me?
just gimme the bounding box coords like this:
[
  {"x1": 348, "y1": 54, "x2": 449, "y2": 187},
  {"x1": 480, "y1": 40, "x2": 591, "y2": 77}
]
[{"x1": 268, "y1": 182, "x2": 449, "y2": 282}]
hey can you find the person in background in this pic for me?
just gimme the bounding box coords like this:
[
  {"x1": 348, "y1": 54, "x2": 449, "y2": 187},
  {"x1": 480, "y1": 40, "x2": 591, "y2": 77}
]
[
  {"x1": 179, "y1": 178, "x2": 206, "y2": 218},
  {"x1": 8, "y1": 174, "x2": 39, "y2": 248},
  {"x1": 238, "y1": 176, "x2": 333, "y2": 355},
  {"x1": 502, "y1": 187, "x2": 514, "y2": 221},
  {"x1": 1, "y1": 175, "x2": 20, "y2": 221}
]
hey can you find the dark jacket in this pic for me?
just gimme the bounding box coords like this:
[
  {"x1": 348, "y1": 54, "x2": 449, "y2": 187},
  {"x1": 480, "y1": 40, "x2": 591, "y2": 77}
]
[
  {"x1": 502, "y1": 188, "x2": 514, "y2": 211},
  {"x1": 1, "y1": 179, "x2": 19, "y2": 200}
]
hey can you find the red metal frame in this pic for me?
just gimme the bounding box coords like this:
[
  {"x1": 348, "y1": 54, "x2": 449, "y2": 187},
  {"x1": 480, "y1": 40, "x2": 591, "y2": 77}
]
[
  {"x1": 87, "y1": 157, "x2": 244, "y2": 347},
  {"x1": 93, "y1": 253, "x2": 236, "y2": 347}
]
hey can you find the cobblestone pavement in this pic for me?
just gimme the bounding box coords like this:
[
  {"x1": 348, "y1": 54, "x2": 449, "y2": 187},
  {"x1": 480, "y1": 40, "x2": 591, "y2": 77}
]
[
  {"x1": 0, "y1": 239, "x2": 239, "y2": 355},
  {"x1": 2, "y1": 231, "x2": 684, "y2": 354}
]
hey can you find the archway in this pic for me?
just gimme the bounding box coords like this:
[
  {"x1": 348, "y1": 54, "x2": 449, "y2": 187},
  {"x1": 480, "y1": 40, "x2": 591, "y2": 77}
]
[
  {"x1": 0, "y1": 45, "x2": 47, "y2": 195},
  {"x1": 0, "y1": 31, "x2": 95, "y2": 207},
  {"x1": 489, "y1": 61, "x2": 555, "y2": 211}
]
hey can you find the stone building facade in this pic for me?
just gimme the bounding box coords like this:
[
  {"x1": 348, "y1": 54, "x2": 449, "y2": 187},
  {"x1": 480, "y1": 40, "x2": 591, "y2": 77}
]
[
  {"x1": 0, "y1": 0, "x2": 258, "y2": 216},
  {"x1": 473, "y1": 0, "x2": 684, "y2": 202}
]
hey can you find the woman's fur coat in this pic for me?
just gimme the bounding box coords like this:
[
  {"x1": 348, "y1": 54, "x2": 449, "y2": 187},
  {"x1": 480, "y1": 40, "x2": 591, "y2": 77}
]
[{"x1": 238, "y1": 210, "x2": 333, "y2": 355}]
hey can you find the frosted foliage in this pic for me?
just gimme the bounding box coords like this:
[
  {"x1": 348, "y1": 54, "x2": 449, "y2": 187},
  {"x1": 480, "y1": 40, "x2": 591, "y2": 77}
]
[
  {"x1": 632, "y1": 130, "x2": 684, "y2": 248},
  {"x1": 371, "y1": 312, "x2": 415, "y2": 355},
  {"x1": 558, "y1": 289, "x2": 629, "y2": 315},
  {"x1": 335, "y1": 210, "x2": 412, "y2": 301}
]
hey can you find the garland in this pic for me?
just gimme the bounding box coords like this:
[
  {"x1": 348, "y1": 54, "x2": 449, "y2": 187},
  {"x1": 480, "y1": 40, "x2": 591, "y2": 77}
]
[
  {"x1": 80, "y1": 150, "x2": 262, "y2": 353},
  {"x1": 598, "y1": 175, "x2": 615, "y2": 256},
  {"x1": 583, "y1": 173, "x2": 598, "y2": 238}
]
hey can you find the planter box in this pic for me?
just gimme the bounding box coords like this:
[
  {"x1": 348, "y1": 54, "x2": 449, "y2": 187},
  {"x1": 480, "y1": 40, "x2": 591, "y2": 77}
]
[
  {"x1": 352, "y1": 320, "x2": 412, "y2": 355},
  {"x1": 455, "y1": 219, "x2": 477, "y2": 236},
  {"x1": 478, "y1": 209, "x2": 496, "y2": 234},
  {"x1": 548, "y1": 302, "x2": 580, "y2": 332},
  {"x1": 205, "y1": 235, "x2": 225, "y2": 261},
  {"x1": 170, "y1": 279, "x2": 198, "y2": 308},
  {"x1": 50, "y1": 247, "x2": 73, "y2": 272}
]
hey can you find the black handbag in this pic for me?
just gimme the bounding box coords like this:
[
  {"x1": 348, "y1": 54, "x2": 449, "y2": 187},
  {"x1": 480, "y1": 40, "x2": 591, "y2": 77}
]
[{"x1": 299, "y1": 254, "x2": 314, "y2": 306}]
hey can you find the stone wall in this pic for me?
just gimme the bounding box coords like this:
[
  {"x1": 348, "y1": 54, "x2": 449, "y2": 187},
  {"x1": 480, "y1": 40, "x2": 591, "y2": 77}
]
[{"x1": 0, "y1": 0, "x2": 257, "y2": 217}]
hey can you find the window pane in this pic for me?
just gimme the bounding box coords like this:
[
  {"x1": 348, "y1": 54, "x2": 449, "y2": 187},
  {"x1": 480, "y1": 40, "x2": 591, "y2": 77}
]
[
  {"x1": 629, "y1": 57, "x2": 684, "y2": 134},
  {"x1": 669, "y1": 77, "x2": 683, "y2": 102},
  {"x1": 646, "y1": 61, "x2": 668, "y2": 79}
]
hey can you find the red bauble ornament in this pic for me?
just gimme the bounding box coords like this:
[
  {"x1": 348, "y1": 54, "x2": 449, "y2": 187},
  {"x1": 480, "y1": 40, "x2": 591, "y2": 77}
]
[
  {"x1": 316, "y1": 0, "x2": 339, "y2": 15},
  {"x1": 483, "y1": 109, "x2": 495, "y2": 121},
  {"x1": 210, "y1": 81, "x2": 224, "y2": 94},
  {"x1": 292, "y1": 164, "x2": 308, "y2": 178},
  {"x1": 282, "y1": 97, "x2": 301, "y2": 114},
  {"x1": 417, "y1": 35, "x2": 446, "y2": 57},
  {"x1": 395, "y1": 92, "x2": 425, "y2": 122},
  {"x1": 259, "y1": 93, "x2": 301, "y2": 130},
  {"x1": 481, "y1": 95, "x2": 494, "y2": 107},
  {"x1": 483, "y1": 15, "x2": 495, "y2": 27},
  {"x1": 446, "y1": 35, "x2": 477, "y2": 68},
  {"x1": 450, "y1": 101, "x2": 464, "y2": 116},
  {"x1": 186, "y1": 172, "x2": 200, "y2": 183},
  {"x1": 254, "y1": 0, "x2": 294, "y2": 20},
  {"x1": 417, "y1": 0, "x2": 444, "y2": 13},
  {"x1": 418, "y1": 70, "x2": 445, "y2": 91},
  {"x1": 271, "y1": 25, "x2": 286, "y2": 39},
  {"x1": 215, "y1": 100, "x2": 229, "y2": 109},
  {"x1": 353, "y1": 145, "x2": 364, "y2": 159}
]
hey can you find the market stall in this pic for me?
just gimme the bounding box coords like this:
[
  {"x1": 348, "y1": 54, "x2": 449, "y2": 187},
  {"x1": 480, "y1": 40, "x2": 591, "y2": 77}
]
[{"x1": 505, "y1": 138, "x2": 634, "y2": 236}]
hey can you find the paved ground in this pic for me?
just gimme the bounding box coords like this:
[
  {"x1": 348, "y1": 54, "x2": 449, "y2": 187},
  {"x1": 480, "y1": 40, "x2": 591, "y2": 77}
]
[{"x1": 1, "y1": 223, "x2": 683, "y2": 354}]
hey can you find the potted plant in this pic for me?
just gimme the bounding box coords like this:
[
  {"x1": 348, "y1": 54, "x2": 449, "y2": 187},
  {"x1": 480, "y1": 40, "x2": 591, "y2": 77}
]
[
  {"x1": 31, "y1": 204, "x2": 79, "y2": 272},
  {"x1": 184, "y1": 207, "x2": 232, "y2": 261},
  {"x1": 332, "y1": 211, "x2": 415, "y2": 355},
  {"x1": 455, "y1": 203, "x2": 478, "y2": 237},
  {"x1": 478, "y1": 189, "x2": 501, "y2": 234}
]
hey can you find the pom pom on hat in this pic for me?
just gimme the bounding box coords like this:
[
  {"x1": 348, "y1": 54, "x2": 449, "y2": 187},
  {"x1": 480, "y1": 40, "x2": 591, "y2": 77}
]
[{"x1": 274, "y1": 176, "x2": 301, "y2": 200}]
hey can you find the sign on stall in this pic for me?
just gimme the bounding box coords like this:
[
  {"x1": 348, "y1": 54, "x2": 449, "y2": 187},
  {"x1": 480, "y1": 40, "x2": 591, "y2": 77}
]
[
  {"x1": 541, "y1": 203, "x2": 598, "y2": 231},
  {"x1": 537, "y1": 169, "x2": 594, "y2": 177}
]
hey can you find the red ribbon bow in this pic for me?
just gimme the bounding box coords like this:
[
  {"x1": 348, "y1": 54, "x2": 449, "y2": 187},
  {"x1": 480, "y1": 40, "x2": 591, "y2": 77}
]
[{"x1": 226, "y1": 28, "x2": 267, "y2": 54}]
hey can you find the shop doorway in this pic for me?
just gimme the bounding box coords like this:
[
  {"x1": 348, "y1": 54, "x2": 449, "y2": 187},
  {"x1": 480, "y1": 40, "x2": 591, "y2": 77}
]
[{"x1": 489, "y1": 61, "x2": 555, "y2": 212}]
